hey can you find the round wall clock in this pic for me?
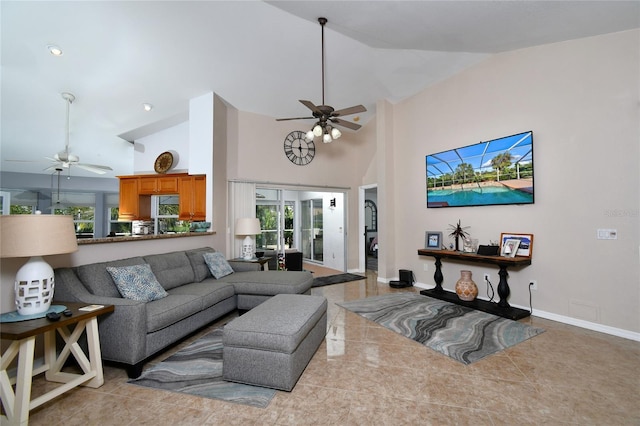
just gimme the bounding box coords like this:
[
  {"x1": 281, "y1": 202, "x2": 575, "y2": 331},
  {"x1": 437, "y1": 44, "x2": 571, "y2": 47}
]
[
  {"x1": 154, "y1": 151, "x2": 174, "y2": 174},
  {"x1": 283, "y1": 130, "x2": 315, "y2": 166}
]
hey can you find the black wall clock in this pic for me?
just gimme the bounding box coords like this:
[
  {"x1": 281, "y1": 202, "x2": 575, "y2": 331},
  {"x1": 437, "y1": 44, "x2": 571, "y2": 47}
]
[{"x1": 284, "y1": 130, "x2": 315, "y2": 166}]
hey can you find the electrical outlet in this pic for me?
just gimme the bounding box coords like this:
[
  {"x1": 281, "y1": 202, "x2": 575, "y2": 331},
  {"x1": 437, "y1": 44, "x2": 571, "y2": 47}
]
[
  {"x1": 423, "y1": 264, "x2": 429, "y2": 272},
  {"x1": 483, "y1": 273, "x2": 490, "y2": 282},
  {"x1": 529, "y1": 280, "x2": 538, "y2": 290}
]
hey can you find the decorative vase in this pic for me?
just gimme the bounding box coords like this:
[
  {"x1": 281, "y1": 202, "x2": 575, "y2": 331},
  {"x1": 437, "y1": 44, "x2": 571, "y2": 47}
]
[{"x1": 455, "y1": 270, "x2": 478, "y2": 301}]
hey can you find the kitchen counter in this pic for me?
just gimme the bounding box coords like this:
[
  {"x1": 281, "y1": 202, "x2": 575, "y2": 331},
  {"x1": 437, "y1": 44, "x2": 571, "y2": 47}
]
[{"x1": 77, "y1": 231, "x2": 215, "y2": 245}]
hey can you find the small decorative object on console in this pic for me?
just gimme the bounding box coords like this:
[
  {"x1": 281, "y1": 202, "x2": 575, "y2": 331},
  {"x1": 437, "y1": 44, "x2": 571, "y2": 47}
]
[
  {"x1": 448, "y1": 220, "x2": 470, "y2": 252},
  {"x1": 425, "y1": 231, "x2": 443, "y2": 250}
]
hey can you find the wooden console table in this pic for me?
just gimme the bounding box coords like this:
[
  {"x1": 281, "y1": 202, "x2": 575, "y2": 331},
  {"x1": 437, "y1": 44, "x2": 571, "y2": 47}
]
[
  {"x1": 417, "y1": 249, "x2": 532, "y2": 320},
  {"x1": 1, "y1": 302, "x2": 113, "y2": 425}
]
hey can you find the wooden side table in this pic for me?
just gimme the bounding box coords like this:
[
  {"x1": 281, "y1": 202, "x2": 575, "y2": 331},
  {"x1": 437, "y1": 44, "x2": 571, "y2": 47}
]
[
  {"x1": 229, "y1": 256, "x2": 272, "y2": 271},
  {"x1": 0, "y1": 302, "x2": 114, "y2": 425}
]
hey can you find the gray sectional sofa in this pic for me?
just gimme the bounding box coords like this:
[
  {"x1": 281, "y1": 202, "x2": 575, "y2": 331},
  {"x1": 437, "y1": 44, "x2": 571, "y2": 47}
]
[{"x1": 53, "y1": 247, "x2": 313, "y2": 378}]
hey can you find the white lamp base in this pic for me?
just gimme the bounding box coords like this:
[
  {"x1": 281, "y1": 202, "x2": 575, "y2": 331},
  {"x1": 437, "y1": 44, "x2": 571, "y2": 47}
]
[
  {"x1": 15, "y1": 256, "x2": 55, "y2": 315},
  {"x1": 241, "y1": 235, "x2": 254, "y2": 260}
]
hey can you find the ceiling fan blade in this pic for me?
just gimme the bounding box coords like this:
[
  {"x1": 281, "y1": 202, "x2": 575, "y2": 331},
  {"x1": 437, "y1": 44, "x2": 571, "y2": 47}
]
[
  {"x1": 332, "y1": 105, "x2": 367, "y2": 117},
  {"x1": 4, "y1": 158, "x2": 44, "y2": 163},
  {"x1": 331, "y1": 118, "x2": 361, "y2": 131},
  {"x1": 75, "y1": 163, "x2": 113, "y2": 174},
  {"x1": 299, "y1": 100, "x2": 322, "y2": 115},
  {"x1": 276, "y1": 116, "x2": 315, "y2": 121}
]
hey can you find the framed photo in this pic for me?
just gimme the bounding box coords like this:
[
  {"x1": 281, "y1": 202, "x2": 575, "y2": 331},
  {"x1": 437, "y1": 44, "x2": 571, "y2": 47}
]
[
  {"x1": 500, "y1": 233, "x2": 534, "y2": 257},
  {"x1": 501, "y1": 239, "x2": 520, "y2": 257},
  {"x1": 425, "y1": 231, "x2": 443, "y2": 250}
]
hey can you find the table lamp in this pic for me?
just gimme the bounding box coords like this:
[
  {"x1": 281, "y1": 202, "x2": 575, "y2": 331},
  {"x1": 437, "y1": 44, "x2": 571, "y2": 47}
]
[
  {"x1": 235, "y1": 218, "x2": 261, "y2": 260},
  {"x1": 1, "y1": 213, "x2": 78, "y2": 315}
]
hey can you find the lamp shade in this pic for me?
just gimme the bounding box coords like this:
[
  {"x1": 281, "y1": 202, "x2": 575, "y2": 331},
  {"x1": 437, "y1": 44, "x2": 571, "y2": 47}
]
[
  {"x1": 235, "y1": 218, "x2": 261, "y2": 236},
  {"x1": 1, "y1": 214, "x2": 78, "y2": 315},
  {"x1": 1, "y1": 214, "x2": 78, "y2": 258}
]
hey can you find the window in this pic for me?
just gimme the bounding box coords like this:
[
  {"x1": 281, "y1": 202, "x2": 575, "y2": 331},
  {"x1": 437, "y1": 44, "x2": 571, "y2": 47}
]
[
  {"x1": 109, "y1": 207, "x2": 132, "y2": 236},
  {"x1": 53, "y1": 192, "x2": 96, "y2": 238},
  {"x1": 152, "y1": 195, "x2": 189, "y2": 234},
  {"x1": 53, "y1": 205, "x2": 95, "y2": 237}
]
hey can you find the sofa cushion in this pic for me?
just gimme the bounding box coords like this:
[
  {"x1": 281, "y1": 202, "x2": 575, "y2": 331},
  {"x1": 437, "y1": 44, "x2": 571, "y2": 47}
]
[
  {"x1": 77, "y1": 257, "x2": 146, "y2": 297},
  {"x1": 167, "y1": 280, "x2": 236, "y2": 310},
  {"x1": 144, "y1": 251, "x2": 195, "y2": 290},
  {"x1": 106, "y1": 264, "x2": 168, "y2": 302},
  {"x1": 145, "y1": 294, "x2": 202, "y2": 333},
  {"x1": 221, "y1": 271, "x2": 313, "y2": 296},
  {"x1": 203, "y1": 252, "x2": 234, "y2": 279},
  {"x1": 185, "y1": 247, "x2": 215, "y2": 282}
]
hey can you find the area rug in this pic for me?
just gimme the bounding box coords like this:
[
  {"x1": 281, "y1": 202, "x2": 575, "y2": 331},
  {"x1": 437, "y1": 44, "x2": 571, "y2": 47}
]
[
  {"x1": 312, "y1": 273, "x2": 366, "y2": 287},
  {"x1": 128, "y1": 328, "x2": 275, "y2": 408},
  {"x1": 338, "y1": 293, "x2": 544, "y2": 364}
]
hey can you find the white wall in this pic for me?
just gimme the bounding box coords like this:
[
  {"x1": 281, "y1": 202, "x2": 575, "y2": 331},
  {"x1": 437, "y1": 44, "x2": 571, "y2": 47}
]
[
  {"x1": 134, "y1": 122, "x2": 189, "y2": 174},
  {"x1": 389, "y1": 30, "x2": 639, "y2": 333}
]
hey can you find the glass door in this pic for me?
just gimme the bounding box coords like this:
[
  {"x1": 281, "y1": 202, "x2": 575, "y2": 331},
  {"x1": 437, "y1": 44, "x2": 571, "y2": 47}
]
[
  {"x1": 301, "y1": 198, "x2": 323, "y2": 262},
  {"x1": 255, "y1": 189, "x2": 295, "y2": 253}
]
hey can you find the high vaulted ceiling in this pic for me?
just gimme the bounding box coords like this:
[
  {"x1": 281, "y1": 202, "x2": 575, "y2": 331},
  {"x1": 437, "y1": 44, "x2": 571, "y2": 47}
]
[{"x1": 2, "y1": 1, "x2": 638, "y2": 177}]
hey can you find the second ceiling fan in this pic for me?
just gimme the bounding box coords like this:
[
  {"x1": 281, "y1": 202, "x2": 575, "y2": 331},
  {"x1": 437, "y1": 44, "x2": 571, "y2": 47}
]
[{"x1": 277, "y1": 17, "x2": 366, "y2": 143}]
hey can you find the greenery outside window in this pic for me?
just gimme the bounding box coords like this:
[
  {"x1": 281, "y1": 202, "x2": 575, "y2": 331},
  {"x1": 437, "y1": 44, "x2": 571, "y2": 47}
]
[{"x1": 109, "y1": 207, "x2": 132, "y2": 236}]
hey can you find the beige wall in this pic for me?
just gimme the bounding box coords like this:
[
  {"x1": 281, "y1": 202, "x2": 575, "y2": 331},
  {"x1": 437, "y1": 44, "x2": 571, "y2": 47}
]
[
  {"x1": 2, "y1": 30, "x2": 637, "y2": 337},
  {"x1": 390, "y1": 29, "x2": 639, "y2": 333}
]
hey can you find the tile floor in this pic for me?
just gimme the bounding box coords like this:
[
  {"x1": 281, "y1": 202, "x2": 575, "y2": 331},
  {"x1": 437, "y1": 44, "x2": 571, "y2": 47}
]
[{"x1": 21, "y1": 264, "x2": 640, "y2": 425}]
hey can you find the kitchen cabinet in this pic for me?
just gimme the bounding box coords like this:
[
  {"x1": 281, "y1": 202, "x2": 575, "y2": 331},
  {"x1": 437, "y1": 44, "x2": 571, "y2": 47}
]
[
  {"x1": 117, "y1": 173, "x2": 205, "y2": 221},
  {"x1": 138, "y1": 176, "x2": 179, "y2": 194},
  {"x1": 118, "y1": 177, "x2": 150, "y2": 220},
  {"x1": 178, "y1": 175, "x2": 206, "y2": 221}
]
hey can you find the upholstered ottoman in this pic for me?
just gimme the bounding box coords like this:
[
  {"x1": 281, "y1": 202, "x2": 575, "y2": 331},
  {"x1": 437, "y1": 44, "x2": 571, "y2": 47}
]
[{"x1": 222, "y1": 294, "x2": 327, "y2": 391}]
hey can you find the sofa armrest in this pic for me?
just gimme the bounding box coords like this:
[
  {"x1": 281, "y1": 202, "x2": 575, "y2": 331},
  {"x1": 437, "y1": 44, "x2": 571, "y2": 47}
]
[
  {"x1": 54, "y1": 267, "x2": 148, "y2": 365},
  {"x1": 228, "y1": 261, "x2": 261, "y2": 272}
]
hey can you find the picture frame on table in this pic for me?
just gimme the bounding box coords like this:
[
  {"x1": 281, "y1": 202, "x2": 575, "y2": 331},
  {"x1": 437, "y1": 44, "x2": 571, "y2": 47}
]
[
  {"x1": 500, "y1": 233, "x2": 534, "y2": 257},
  {"x1": 425, "y1": 231, "x2": 443, "y2": 250},
  {"x1": 501, "y1": 239, "x2": 520, "y2": 257}
]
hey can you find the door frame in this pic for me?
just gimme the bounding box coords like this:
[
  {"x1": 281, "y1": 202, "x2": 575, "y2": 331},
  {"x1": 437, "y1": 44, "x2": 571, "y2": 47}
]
[{"x1": 358, "y1": 183, "x2": 378, "y2": 273}]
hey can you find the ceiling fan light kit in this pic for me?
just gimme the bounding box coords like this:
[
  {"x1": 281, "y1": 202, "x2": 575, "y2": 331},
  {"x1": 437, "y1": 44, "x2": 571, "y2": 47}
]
[{"x1": 277, "y1": 17, "x2": 366, "y2": 148}]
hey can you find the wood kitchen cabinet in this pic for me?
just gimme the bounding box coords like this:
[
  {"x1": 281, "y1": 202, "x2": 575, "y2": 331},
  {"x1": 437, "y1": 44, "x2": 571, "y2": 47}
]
[
  {"x1": 138, "y1": 176, "x2": 179, "y2": 194},
  {"x1": 178, "y1": 174, "x2": 206, "y2": 221},
  {"x1": 118, "y1": 177, "x2": 150, "y2": 220},
  {"x1": 117, "y1": 173, "x2": 205, "y2": 221}
]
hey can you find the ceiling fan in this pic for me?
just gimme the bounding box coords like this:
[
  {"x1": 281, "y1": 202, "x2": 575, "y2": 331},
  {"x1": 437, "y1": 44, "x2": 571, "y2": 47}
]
[
  {"x1": 40, "y1": 92, "x2": 113, "y2": 175},
  {"x1": 276, "y1": 17, "x2": 366, "y2": 143},
  {"x1": 6, "y1": 93, "x2": 113, "y2": 175}
]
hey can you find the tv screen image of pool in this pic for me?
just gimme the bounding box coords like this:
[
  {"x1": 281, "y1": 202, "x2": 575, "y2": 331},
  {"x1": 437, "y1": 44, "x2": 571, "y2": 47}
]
[{"x1": 426, "y1": 131, "x2": 534, "y2": 208}]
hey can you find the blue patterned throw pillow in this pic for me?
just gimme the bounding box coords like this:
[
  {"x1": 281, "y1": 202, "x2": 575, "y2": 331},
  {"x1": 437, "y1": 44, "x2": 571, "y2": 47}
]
[
  {"x1": 106, "y1": 264, "x2": 168, "y2": 302},
  {"x1": 203, "y1": 252, "x2": 234, "y2": 279}
]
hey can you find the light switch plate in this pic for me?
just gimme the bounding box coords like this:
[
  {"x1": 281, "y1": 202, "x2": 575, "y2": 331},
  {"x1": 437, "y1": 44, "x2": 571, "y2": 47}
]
[{"x1": 597, "y1": 229, "x2": 617, "y2": 240}]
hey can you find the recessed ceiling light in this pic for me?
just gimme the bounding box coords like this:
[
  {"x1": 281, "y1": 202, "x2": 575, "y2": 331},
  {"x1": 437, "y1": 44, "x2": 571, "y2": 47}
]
[
  {"x1": 47, "y1": 44, "x2": 63, "y2": 56},
  {"x1": 143, "y1": 103, "x2": 153, "y2": 112}
]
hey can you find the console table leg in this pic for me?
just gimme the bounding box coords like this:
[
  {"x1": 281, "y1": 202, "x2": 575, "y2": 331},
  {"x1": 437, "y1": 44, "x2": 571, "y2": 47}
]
[
  {"x1": 497, "y1": 266, "x2": 511, "y2": 308},
  {"x1": 433, "y1": 257, "x2": 444, "y2": 292}
]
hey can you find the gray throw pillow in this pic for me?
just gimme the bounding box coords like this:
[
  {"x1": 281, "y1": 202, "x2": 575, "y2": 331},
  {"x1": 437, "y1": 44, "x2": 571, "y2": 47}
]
[
  {"x1": 106, "y1": 264, "x2": 168, "y2": 302},
  {"x1": 203, "y1": 252, "x2": 234, "y2": 279}
]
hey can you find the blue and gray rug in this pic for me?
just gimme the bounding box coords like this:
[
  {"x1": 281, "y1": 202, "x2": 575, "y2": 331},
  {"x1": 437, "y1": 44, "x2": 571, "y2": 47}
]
[
  {"x1": 338, "y1": 293, "x2": 544, "y2": 364},
  {"x1": 128, "y1": 328, "x2": 275, "y2": 408}
]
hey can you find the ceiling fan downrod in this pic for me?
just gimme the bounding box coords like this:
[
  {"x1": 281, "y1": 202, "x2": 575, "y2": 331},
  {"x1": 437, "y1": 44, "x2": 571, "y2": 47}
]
[
  {"x1": 61, "y1": 92, "x2": 75, "y2": 154},
  {"x1": 319, "y1": 17, "x2": 327, "y2": 106}
]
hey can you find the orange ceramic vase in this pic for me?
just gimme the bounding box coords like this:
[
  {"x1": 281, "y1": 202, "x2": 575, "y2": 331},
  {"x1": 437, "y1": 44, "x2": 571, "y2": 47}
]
[{"x1": 455, "y1": 270, "x2": 478, "y2": 301}]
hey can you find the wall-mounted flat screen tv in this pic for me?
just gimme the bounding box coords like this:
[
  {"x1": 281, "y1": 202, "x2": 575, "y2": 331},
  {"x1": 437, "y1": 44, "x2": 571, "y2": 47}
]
[{"x1": 426, "y1": 131, "x2": 534, "y2": 208}]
